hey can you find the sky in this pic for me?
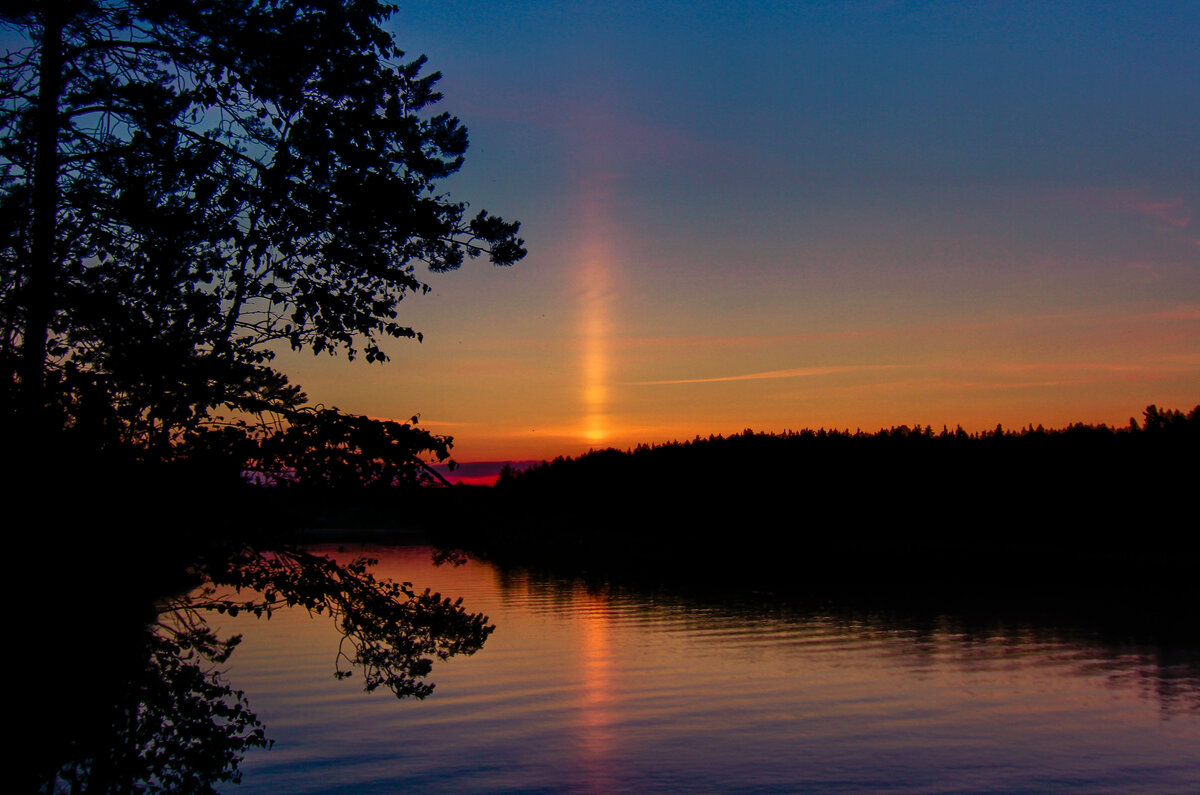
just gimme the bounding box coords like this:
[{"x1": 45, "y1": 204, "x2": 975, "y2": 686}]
[{"x1": 273, "y1": 0, "x2": 1200, "y2": 463}]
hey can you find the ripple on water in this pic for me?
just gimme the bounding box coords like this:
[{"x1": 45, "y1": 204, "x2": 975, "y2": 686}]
[{"x1": 212, "y1": 545, "x2": 1200, "y2": 794}]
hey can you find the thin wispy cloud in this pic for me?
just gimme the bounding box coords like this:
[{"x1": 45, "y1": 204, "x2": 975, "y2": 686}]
[
  {"x1": 612, "y1": 330, "x2": 879, "y2": 350},
  {"x1": 1144, "y1": 303, "x2": 1200, "y2": 321},
  {"x1": 616, "y1": 304, "x2": 1200, "y2": 355},
  {"x1": 1128, "y1": 197, "x2": 1192, "y2": 229},
  {"x1": 628, "y1": 364, "x2": 905, "y2": 386},
  {"x1": 1059, "y1": 187, "x2": 1194, "y2": 229},
  {"x1": 990, "y1": 361, "x2": 1149, "y2": 376},
  {"x1": 765, "y1": 354, "x2": 1200, "y2": 398},
  {"x1": 611, "y1": 312, "x2": 1108, "y2": 353}
]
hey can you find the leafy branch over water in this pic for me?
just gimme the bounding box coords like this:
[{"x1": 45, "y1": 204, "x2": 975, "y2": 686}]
[
  {"x1": 182, "y1": 546, "x2": 495, "y2": 698},
  {"x1": 35, "y1": 545, "x2": 494, "y2": 793}
]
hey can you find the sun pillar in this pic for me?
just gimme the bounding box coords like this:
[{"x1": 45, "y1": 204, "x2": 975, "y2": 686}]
[{"x1": 580, "y1": 238, "x2": 611, "y2": 444}]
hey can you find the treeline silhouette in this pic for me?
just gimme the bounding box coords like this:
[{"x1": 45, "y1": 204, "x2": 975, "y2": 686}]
[{"x1": 443, "y1": 404, "x2": 1199, "y2": 597}]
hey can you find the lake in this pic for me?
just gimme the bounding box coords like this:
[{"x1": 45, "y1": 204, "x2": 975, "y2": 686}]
[{"x1": 210, "y1": 544, "x2": 1199, "y2": 793}]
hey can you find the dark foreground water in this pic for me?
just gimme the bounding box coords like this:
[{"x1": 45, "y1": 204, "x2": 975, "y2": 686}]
[{"x1": 210, "y1": 545, "x2": 1199, "y2": 793}]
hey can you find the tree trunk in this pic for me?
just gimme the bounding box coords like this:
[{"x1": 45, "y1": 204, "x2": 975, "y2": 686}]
[{"x1": 19, "y1": 1, "x2": 67, "y2": 430}]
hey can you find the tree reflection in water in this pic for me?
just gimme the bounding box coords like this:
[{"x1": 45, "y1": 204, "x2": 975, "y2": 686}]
[{"x1": 37, "y1": 545, "x2": 494, "y2": 794}]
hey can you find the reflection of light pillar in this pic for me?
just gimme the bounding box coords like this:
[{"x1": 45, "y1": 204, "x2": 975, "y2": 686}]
[
  {"x1": 578, "y1": 592, "x2": 615, "y2": 792},
  {"x1": 581, "y1": 244, "x2": 610, "y2": 443}
]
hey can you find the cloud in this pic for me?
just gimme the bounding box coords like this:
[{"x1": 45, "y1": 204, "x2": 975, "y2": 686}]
[
  {"x1": 989, "y1": 361, "x2": 1149, "y2": 376},
  {"x1": 612, "y1": 330, "x2": 878, "y2": 350},
  {"x1": 1127, "y1": 197, "x2": 1192, "y2": 228},
  {"x1": 1145, "y1": 303, "x2": 1200, "y2": 321},
  {"x1": 611, "y1": 313, "x2": 1088, "y2": 352},
  {"x1": 1058, "y1": 187, "x2": 1193, "y2": 228},
  {"x1": 764, "y1": 353, "x2": 1200, "y2": 398},
  {"x1": 617, "y1": 304, "x2": 1200, "y2": 355},
  {"x1": 627, "y1": 364, "x2": 904, "y2": 386}
]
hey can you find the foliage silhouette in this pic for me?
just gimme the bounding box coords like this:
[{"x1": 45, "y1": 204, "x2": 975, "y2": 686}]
[
  {"x1": 3, "y1": 5, "x2": 508, "y2": 789},
  {"x1": 250, "y1": 405, "x2": 456, "y2": 489},
  {"x1": 1, "y1": 0, "x2": 524, "y2": 463},
  {"x1": 45, "y1": 625, "x2": 271, "y2": 794},
  {"x1": 188, "y1": 545, "x2": 495, "y2": 697},
  {"x1": 35, "y1": 544, "x2": 494, "y2": 793}
]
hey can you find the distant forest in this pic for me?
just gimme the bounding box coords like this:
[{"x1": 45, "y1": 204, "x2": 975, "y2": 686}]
[
  {"x1": 496, "y1": 403, "x2": 1198, "y2": 494},
  {"x1": 447, "y1": 404, "x2": 1199, "y2": 593}
]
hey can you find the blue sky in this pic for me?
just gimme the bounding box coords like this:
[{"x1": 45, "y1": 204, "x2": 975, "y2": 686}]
[{"x1": 269, "y1": 1, "x2": 1200, "y2": 461}]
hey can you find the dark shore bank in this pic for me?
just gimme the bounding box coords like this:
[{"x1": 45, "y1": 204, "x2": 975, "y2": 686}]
[{"x1": 429, "y1": 410, "x2": 1200, "y2": 610}]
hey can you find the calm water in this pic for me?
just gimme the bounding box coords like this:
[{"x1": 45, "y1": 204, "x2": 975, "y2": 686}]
[{"x1": 210, "y1": 545, "x2": 1199, "y2": 793}]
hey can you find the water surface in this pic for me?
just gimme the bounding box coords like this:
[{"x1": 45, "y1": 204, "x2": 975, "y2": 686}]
[{"x1": 212, "y1": 545, "x2": 1199, "y2": 793}]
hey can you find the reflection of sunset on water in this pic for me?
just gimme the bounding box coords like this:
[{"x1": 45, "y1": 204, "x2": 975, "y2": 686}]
[
  {"x1": 202, "y1": 546, "x2": 1200, "y2": 793},
  {"x1": 577, "y1": 593, "x2": 616, "y2": 792}
]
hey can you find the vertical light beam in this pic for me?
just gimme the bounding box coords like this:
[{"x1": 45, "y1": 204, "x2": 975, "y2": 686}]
[
  {"x1": 581, "y1": 239, "x2": 611, "y2": 443},
  {"x1": 575, "y1": 178, "x2": 617, "y2": 445}
]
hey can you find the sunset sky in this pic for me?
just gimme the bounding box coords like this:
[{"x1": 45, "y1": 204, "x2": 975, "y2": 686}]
[{"x1": 275, "y1": 0, "x2": 1200, "y2": 463}]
